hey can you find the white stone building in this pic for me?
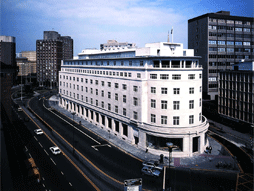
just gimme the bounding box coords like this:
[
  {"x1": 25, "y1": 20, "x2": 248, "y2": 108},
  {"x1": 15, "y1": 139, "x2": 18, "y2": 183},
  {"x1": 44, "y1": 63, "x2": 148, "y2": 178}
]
[{"x1": 59, "y1": 41, "x2": 209, "y2": 157}]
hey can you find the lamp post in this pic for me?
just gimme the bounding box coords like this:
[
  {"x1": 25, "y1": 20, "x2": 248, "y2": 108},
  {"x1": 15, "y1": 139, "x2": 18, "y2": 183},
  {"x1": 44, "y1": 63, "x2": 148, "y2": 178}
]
[
  {"x1": 165, "y1": 142, "x2": 178, "y2": 191},
  {"x1": 71, "y1": 112, "x2": 76, "y2": 155}
]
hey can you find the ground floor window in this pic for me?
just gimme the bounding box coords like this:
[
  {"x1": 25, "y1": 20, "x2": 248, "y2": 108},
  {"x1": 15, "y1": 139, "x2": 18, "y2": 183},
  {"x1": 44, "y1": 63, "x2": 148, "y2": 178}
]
[
  {"x1": 123, "y1": 124, "x2": 128, "y2": 136},
  {"x1": 146, "y1": 134, "x2": 183, "y2": 151}
]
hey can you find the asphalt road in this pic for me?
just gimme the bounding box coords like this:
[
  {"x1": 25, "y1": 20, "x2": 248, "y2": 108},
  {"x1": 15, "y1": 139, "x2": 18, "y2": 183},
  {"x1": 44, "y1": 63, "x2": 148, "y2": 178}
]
[
  {"x1": 12, "y1": 102, "x2": 97, "y2": 191},
  {"x1": 28, "y1": 94, "x2": 239, "y2": 191}
]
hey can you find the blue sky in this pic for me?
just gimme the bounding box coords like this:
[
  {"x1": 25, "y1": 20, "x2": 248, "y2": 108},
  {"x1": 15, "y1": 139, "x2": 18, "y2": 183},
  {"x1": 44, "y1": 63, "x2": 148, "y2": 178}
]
[{"x1": 1, "y1": 0, "x2": 253, "y2": 56}]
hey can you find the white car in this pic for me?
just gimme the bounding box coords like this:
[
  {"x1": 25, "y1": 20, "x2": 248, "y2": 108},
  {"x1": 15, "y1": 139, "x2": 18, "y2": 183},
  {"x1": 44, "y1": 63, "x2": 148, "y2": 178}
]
[
  {"x1": 142, "y1": 160, "x2": 163, "y2": 171},
  {"x1": 34, "y1": 129, "x2": 43, "y2": 135},
  {"x1": 18, "y1": 107, "x2": 22, "y2": 111},
  {"x1": 49, "y1": 146, "x2": 61, "y2": 155}
]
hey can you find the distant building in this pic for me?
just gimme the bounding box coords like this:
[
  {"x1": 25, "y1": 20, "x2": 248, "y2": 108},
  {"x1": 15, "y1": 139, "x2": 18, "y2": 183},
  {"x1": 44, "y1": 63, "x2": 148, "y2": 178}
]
[
  {"x1": 100, "y1": 40, "x2": 136, "y2": 51},
  {"x1": 218, "y1": 61, "x2": 254, "y2": 125},
  {"x1": 16, "y1": 51, "x2": 37, "y2": 84},
  {"x1": 0, "y1": 36, "x2": 18, "y2": 121},
  {"x1": 59, "y1": 41, "x2": 209, "y2": 157},
  {"x1": 36, "y1": 31, "x2": 73, "y2": 88},
  {"x1": 188, "y1": 11, "x2": 253, "y2": 100}
]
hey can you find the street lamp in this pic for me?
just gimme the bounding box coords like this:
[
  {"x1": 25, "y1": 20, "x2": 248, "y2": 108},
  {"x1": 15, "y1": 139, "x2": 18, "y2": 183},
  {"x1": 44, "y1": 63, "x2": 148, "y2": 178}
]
[
  {"x1": 165, "y1": 142, "x2": 178, "y2": 191},
  {"x1": 71, "y1": 112, "x2": 76, "y2": 155}
]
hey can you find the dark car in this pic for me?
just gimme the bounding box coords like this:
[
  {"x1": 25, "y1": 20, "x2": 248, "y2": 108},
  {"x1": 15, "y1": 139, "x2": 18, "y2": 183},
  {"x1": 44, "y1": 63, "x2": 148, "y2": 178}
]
[{"x1": 141, "y1": 166, "x2": 161, "y2": 177}]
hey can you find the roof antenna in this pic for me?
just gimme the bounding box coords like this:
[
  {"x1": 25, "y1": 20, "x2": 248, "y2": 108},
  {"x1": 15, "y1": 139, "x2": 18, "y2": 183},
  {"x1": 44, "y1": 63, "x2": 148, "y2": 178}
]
[
  {"x1": 171, "y1": 27, "x2": 173, "y2": 43},
  {"x1": 167, "y1": 31, "x2": 170, "y2": 42}
]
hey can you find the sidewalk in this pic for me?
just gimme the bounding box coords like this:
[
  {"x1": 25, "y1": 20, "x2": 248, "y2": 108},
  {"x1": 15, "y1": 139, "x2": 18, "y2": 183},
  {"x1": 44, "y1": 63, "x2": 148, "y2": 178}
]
[{"x1": 48, "y1": 97, "x2": 240, "y2": 173}]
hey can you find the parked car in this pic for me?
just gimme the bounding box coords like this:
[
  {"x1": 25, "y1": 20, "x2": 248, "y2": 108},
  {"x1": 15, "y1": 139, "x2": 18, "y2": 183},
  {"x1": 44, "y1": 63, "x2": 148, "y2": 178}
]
[
  {"x1": 49, "y1": 146, "x2": 61, "y2": 155},
  {"x1": 18, "y1": 107, "x2": 22, "y2": 112},
  {"x1": 142, "y1": 160, "x2": 163, "y2": 171},
  {"x1": 34, "y1": 129, "x2": 43, "y2": 135},
  {"x1": 141, "y1": 166, "x2": 161, "y2": 177}
]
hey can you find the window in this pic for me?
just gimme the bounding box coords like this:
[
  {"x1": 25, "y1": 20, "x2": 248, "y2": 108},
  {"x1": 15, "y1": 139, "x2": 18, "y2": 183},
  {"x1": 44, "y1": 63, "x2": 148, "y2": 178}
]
[
  {"x1": 137, "y1": 73, "x2": 141, "y2": 78},
  {"x1": 95, "y1": 80, "x2": 98, "y2": 85},
  {"x1": 123, "y1": 108, "x2": 126, "y2": 116},
  {"x1": 77, "y1": 85, "x2": 79, "y2": 90},
  {"x1": 235, "y1": 42, "x2": 242, "y2": 45},
  {"x1": 133, "y1": 86, "x2": 138, "y2": 92},
  {"x1": 90, "y1": 88, "x2": 93, "y2": 94},
  {"x1": 150, "y1": 74, "x2": 157, "y2": 79},
  {"x1": 81, "y1": 86, "x2": 83, "y2": 91},
  {"x1": 122, "y1": 84, "x2": 127, "y2": 90},
  {"x1": 108, "y1": 82, "x2": 111, "y2": 87},
  {"x1": 227, "y1": 41, "x2": 234, "y2": 45},
  {"x1": 209, "y1": 40, "x2": 216, "y2": 45},
  {"x1": 199, "y1": 98, "x2": 202, "y2": 107},
  {"x1": 173, "y1": 88, "x2": 180, "y2": 94},
  {"x1": 189, "y1": 115, "x2": 194, "y2": 124},
  {"x1": 101, "y1": 101, "x2": 104, "y2": 108},
  {"x1": 133, "y1": 97, "x2": 138, "y2": 106},
  {"x1": 189, "y1": 100, "x2": 194, "y2": 109},
  {"x1": 86, "y1": 96, "x2": 88, "y2": 102},
  {"x1": 115, "y1": 93, "x2": 118, "y2": 101},
  {"x1": 235, "y1": 28, "x2": 242, "y2": 31},
  {"x1": 161, "y1": 100, "x2": 167, "y2": 109},
  {"x1": 161, "y1": 88, "x2": 168, "y2": 94},
  {"x1": 96, "y1": 100, "x2": 98, "y2": 106},
  {"x1": 121, "y1": 61, "x2": 124, "y2": 66},
  {"x1": 243, "y1": 28, "x2": 250, "y2": 32},
  {"x1": 243, "y1": 42, "x2": 250, "y2": 46},
  {"x1": 90, "y1": 98, "x2": 93, "y2": 104},
  {"x1": 151, "y1": 99, "x2": 156, "y2": 108},
  {"x1": 173, "y1": 116, "x2": 179, "y2": 125},
  {"x1": 160, "y1": 74, "x2": 169, "y2": 79},
  {"x1": 151, "y1": 114, "x2": 156, "y2": 123},
  {"x1": 133, "y1": 111, "x2": 138, "y2": 120},
  {"x1": 101, "y1": 81, "x2": 104, "y2": 86},
  {"x1": 218, "y1": 41, "x2": 225, "y2": 45},
  {"x1": 108, "y1": 103, "x2": 111, "y2": 111},
  {"x1": 199, "y1": 74, "x2": 202, "y2": 79},
  {"x1": 218, "y1": 48, "x2": 225, "y2": 52},
  {"x1": 115, "y1": 83, "x2": 119, "y2": 88},
  {"x1": 151, "y1": 87, "x2": 156, "y2": 93},
  {"x1": 189, "y1": 87, "x2": 194, "y2": 94},
  {"x1": 199, "y1": 113, "x2": 202, "y2": 121},
  {"x1": 172, "y1": 74, "x2": 181, "y2": 80},
  {"x1": 123, "y1": 95, "x2": 126, "y2": 103},
  {"x1": 200, "y1": 86, "x2": 202, "y2": 92},
  {"x1": 129, "y1": 61, "x2": 132, "y2": 66},
  {"x1": 90, "y1": 79, "x2": 93, "y2": 84},
  {"x1": 188, "y1": 74, "x2": 195, "y2": 79},
  {"x1": 115, "y1": 106, "x2": 118, "y2": 113},
  {"x1": 173, "y1": 101, "x2": 180, "y2": 110},
  {"x1": 161, "y1": 116, "x2": 167, "y2": 125},
  {"x1": 101, "y1": 90, "x2": 104, "y2": 97},
  {"x1": 108, "y1": 92, "x2": 111, "y2": 99},
  {"x1": 140, "y1": 61, "x2": 144, "y2": 66},
  {"x1": 85, "y1": 79, "x2": 88, "y2": 83}
]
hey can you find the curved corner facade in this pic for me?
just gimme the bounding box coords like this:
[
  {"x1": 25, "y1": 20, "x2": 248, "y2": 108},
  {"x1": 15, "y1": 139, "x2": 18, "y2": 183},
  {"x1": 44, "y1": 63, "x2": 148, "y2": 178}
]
[{"x1": 58, "y1": 42, "x2": 209, "y2": 157}]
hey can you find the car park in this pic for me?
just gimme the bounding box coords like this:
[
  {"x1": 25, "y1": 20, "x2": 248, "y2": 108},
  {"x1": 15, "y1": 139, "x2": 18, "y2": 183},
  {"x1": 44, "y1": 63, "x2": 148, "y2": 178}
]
[
  {"x1": 141, "y1": 166, "x2": 161, "y2": 177},
  {"x1": 142, "y1": 160, "x2": 163, "y2": 171},
  {"x1": 49, "y1": 146, "x2": 61, "y2": 155},
  {"x1": 34, "y1": 129, "x2": 43, "y2": 135}
]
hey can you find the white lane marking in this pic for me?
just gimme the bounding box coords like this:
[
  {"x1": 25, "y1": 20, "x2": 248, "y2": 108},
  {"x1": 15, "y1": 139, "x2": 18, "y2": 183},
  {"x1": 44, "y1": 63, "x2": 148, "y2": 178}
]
[
  {"x1": 38, "y1": 142, "x2": 43, "y2": 148},
  {"x1": 43, "y1": 184, "x2": 45, "y2": 187},
  {"x1": 61, "y1": 171, "x2": 64, "y2": 175},
  {"x1": 91, "y1": 144, "x2": 111, "y2": 151},
  {"x1": 50, "y1": 158, "x2": 56, "y2": 165},
  {"x1": 29, "y1": 153, "x2": 32, "y2": 158},
  {"x1": 46, "y1": 107, "x2": 101, "y2": 145},
  {"x1": 34, "y1": 136, "x2": 38, "y2": 141},
  {"x1": 25, "y1": 146, "x2": 28, "y2": 151},
  {"x1": 69, "y1": 182, "x2": 72, "y2": 186},
  {"x1": 42, "y1": 177, "x2": 45, "y2": 180},
  {"x1": 44, "y1": 149, "x2": 49, "y2": 155}
]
